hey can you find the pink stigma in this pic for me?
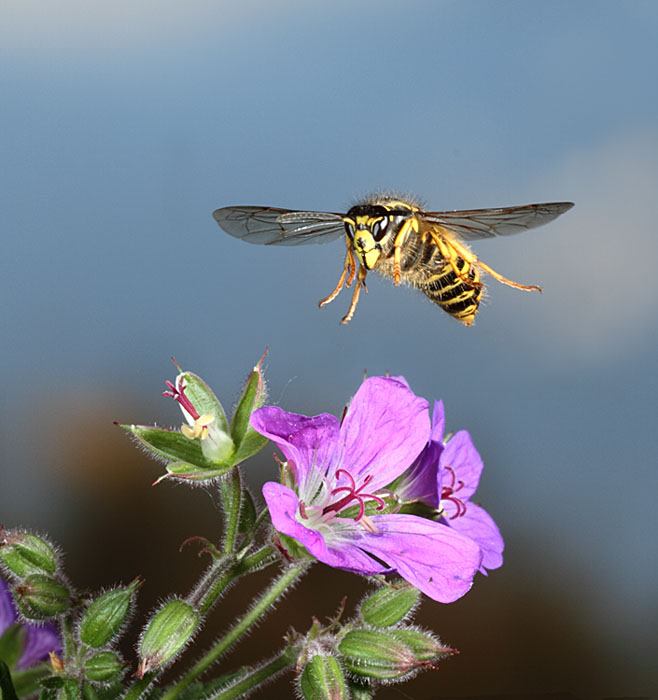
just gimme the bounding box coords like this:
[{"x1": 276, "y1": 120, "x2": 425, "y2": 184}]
[
  {"x1": 162, "y1": 380, "x2": 200, "y2": 420},
  {"x1": 322, "y1": 468, "x2": 386, "y2": 521},
  {"x1": 441, "y1": 465, "x2": 467, "y2": 518}
]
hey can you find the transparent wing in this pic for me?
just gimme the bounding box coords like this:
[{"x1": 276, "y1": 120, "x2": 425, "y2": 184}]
[
  {"x1": 424, "y1": 201, "x2": 574, "y2": 241},
  {"x1": 213, "y1": 206, "x2": 346, "y2": 246}
]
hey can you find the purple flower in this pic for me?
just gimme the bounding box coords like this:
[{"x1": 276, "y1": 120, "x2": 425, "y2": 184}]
[
  {"x1": 395, "y1": 401, "x2": 504, "y2": 573},
  {"x1": 0, "y1": 577, "x2": 61, "y2": 670},
  {"x1": 251, "y1": 376, "x2": 483, "y2": 603}
]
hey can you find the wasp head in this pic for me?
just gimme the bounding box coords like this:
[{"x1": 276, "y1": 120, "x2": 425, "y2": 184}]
[{"x1": 343, "y1": 204, "x2": 410, "y2": 270}]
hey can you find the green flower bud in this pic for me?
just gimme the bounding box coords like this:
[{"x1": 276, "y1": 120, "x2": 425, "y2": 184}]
[
  {"x1": 138, "y1": 599, "x2": 199, "y2": 677},
  {"x1": 83, "y1": 651, "x2": 125, "y2": 683},
  {"x1": 79, "y1": 578, "x2": 141, "y2": 648},
  {"x1": 14, "y1": 574, "x2": 70, "y2": 620},
  {"x1": 337, "y1": 628, "x2": 428, "y2": 681},
  {"x1": 388, "y1": 627, "x2": 451, "y2": 661},
  {"x1": 358, "y1": 584, "x2": 419, "y2": 628},
  {"x1": 348, "y1": 683, "x2": 374, "y2": 700},
  {"x1": 230, "y1": 351, "x2": 269, "y2": 463},
  {"x1": 299, "y1": 654, "x2": 348, "y2": 700},
  {"x1": 0, "y1": 530, "x2": 59, "y2": 579}
]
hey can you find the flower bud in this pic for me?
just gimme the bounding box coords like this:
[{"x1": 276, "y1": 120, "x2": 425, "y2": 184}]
[
  {"x1": 14, "y1": 574, "x2": 70, "y2": 620},
  {"x1": 138, "y1": 599, "x2": 199, "y2": 677},
  {"x1": 358, "y1": 584, "x2": 419, "y2": 628},
  {"x1": 388, "y1": 627, "x2": 451, "y2": 661},
  {"x1": 337, "y1": 628, "x2": 433, "y2": 681},
  {"x1": 348, "y1": 683, "x2": 374, "y2": 700},
  {"x1": 299, "y1": 654, "x2": 348, "y2": 700},
  {"x1": 79, "y1": 578, "x2": 141, "y2": 649},
  {"x1": 83, "y1": 651, "x2": 125, "y2": 683},
  {"x1": 0, "y1": 530, "x2": 59, "y2": 579}
]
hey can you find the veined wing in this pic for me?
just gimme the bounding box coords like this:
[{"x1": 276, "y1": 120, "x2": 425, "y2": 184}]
[
  {"x1": 213, "y1": 206, "x2": 346, "y2": 246},
  {"x1": 424, "y1": 201, "x2": 574, "y2": 241}
]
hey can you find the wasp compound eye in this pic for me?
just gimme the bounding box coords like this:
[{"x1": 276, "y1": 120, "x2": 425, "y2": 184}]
[{"x1": 371, "y1": 217, "x2": 389, "y2": 242}]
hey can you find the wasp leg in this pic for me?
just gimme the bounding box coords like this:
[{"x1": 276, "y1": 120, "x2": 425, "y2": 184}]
[
  {"x1": 433, "y1": 228, "x2": 541, "y2": 292},
  {"x1": 318, "y1": 247, "x2": 356, "y2": 307},
  {"x1": 340, "y1": 265, "x2": 368, "y2": 325},
  {"x1": 392, "y1": 218, "x2": 417, "y2": 285},
  {"x1": 474, "y1": 258, "x2": 542, "y2": 292},
  {"x1": 345, "y1": 246, "x2": 357, "y2": 288}
]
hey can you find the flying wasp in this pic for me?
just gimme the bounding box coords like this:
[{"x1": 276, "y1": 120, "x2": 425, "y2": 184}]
[{"x1": 213, "y1": 195, "x2": 573, "y2": 326}]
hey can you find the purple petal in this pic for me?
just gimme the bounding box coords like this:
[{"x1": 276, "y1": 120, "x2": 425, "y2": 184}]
[
  {"x1": 251, "y1": 408, "x2": 340, "y2": 489},
  {"x1": 262, "y1": 481, "x2": 388, "y2": 575},
  {"x1": 447, "y1": 503, "x2": 504, "y2": 573},
  {"x1": 17, "y1": 623, "x2": 61, "y2": 669},
  {"x1": 431, "y1": 400, "x2": 446, "y2": 442},
  {"x1": 339, "y1": 377, "x2": 430, "y2": 490},
  {"x1": 0, "y1": 578, "x2": 17, "y2": 633},
  {"x1": 361, "y1": 514, "x2": 483, "y2": 602},
  {"x1": 439, "y1": 430, "x2": 483, "y2": 502}
]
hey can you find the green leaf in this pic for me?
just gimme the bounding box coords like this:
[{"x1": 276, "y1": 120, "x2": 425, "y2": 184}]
[
  {"x1": 179, "y1": 373, "x2": 229, "y2": 434},
  {"x1": 230, "y1": 352, "x2": 267, "y2": 451},
  {"x1": 0, "y1": 659, "x2": 19, "y2": 700},
  {"x1": 0, "y1": 624, "x2": 25, "y2": 670},
  {"x1": 237, "y1": 490, "x2": 257, "y2": 535},
  {"x1": 231, "y1": 430, "x2": 269, "y2": 465},
  {"x1": 123, "y1": 425, "x2": 216, "y2": 469},
  {"x1": 10, "y1": 667, "x2": 50, "y2": 698},
  {"x1": 164, "y1": 461, "x2": 234, "y2": 482},
  {"x1": 39, "y1": 676, "x2": 79, "y2": 700}
]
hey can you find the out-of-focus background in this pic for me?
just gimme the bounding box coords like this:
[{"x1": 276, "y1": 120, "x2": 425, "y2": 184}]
[{"x1": 2, "y1": 2, "x2": 657, "y2": 698}]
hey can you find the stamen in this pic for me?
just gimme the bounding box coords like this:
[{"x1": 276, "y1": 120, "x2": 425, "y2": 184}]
[
  {"x1": 162, "y1": 380, "x2": 200, "y2": 420},
  {"x1": 322, "y1": 468, "x2": 386, "y2": 521},
  {"x1": 440, "y1": 465, "x2": 467, "y2": 518}
]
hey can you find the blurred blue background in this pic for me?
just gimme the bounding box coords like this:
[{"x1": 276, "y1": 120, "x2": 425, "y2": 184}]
[{"x1": 1, "y1": 1, "x2": 656, "y2": 697}]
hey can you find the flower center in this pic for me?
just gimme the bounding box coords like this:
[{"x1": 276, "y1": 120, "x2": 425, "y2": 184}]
[
  {"x1": 440, "y1": 465, "x2": 466, "y2": 518},
  {"x1": 321, "y1": 468, "x2": 386, "y2": 521},
  {"x1": 163, "y1": 380, "x2": 215, "y2": 440}
]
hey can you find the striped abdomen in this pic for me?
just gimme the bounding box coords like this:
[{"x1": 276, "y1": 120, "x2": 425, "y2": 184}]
[{"x1": 387, "y1": 234, "x2": 483, "y2": 326}]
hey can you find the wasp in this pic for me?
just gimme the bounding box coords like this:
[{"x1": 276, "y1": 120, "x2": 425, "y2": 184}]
[{"x1": 213, "y1": 195, "x2": 573, "y2": 326}]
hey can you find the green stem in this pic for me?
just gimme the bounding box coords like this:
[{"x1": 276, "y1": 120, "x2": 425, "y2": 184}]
[
  {"x1": 220, "y1": 469, "x2": 242, "y2": 553},
  {"x1": 122, "y1": 548, "x2": 276, "y2": 700},
  {"x1": 198, "y1": 545, "x2": 277, "y2": 615},
  {"x1": 122, "y1": 673, "x2": 155, "y2": 700},
  {"x1": 160, "y1": 561, "x2": 309, "y2": 700},
  {"x1": 208, "y1": 648, "x2": 297, "y2": 700}
]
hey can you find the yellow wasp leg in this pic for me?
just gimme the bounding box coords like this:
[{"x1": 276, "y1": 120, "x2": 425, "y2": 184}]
[
  {"x1": 474, "y1": 258, "x2": 542, "y2": 292},
  {"x1": 318, "y1": 245, "x2": 356, "y2": 307},
  {"x1": 340, "y1": 265, "x2": 368, "y2": 325},
  {"x1": 392, "y1": 218, "x2": 418, "y2": 285},
  {"x1": 433, "y1": 228, "x2": 542, "y2": 292}
]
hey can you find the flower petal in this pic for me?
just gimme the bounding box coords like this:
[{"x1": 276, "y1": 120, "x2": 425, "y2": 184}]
[
  {"x1": 359, "y1": 514, "x2": 483, "y2": 603},
  {"x1": 447, "y1": 503, "x2": 504, "y2": 573},
  {"x1": 18, "y1": 623, "x2": 61, "y2": 669},
  {"x1": 251, "y1": 408, "x2": 340, "y2": 491},
  {"x1": 339, "y1": 377, "x2": 430, "y2": 490},
  {"x1": 262, "y1": 481, "x2": 388, "y2": 575},
  {"x1": 0, "y1": 578, "x2": 17, "y2": 632},
  {"x1": 439, "y1": 430, "x2": 483, "y2": 501}
]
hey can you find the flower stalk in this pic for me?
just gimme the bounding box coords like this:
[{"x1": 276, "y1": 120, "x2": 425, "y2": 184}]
[{"x1": 159, "y1": 561, "x2": 309, "y2": 700}]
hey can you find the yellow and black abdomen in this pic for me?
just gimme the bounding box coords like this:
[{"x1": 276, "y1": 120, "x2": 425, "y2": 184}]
[{"x1": 398, "y1": 237, "x2": 483, "y2": 326}]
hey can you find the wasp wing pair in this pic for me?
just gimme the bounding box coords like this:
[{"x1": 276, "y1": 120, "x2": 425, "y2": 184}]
[{"x1": 213, "y1": 198, "x2": 573, "y2": 325}]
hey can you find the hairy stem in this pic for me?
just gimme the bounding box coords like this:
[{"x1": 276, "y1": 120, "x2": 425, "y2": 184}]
[{"x1": 160, "y1": 561, "x2": 309, "y2": 700}]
